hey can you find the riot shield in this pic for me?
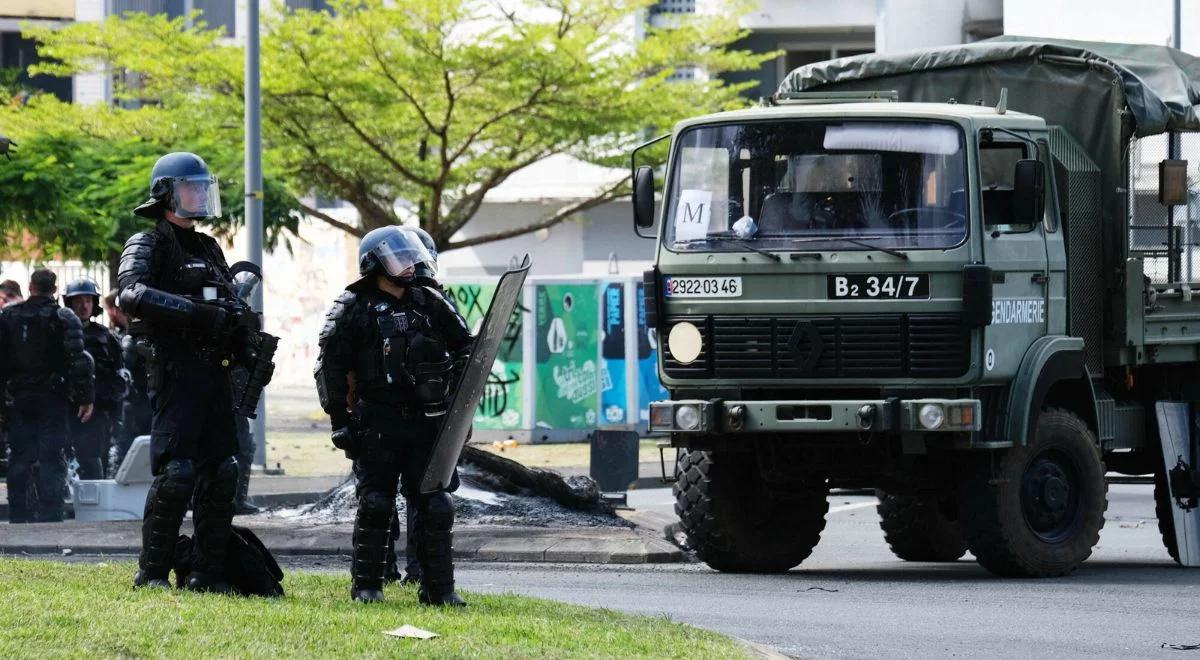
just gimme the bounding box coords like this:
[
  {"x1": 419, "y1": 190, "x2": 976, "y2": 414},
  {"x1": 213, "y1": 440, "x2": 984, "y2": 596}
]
[
  {"x1": 420, "y1": 254, "x2": 532, "y2": 493},
  {"x1": 1156, "y1": 401, "x2": 1200, "y2": 566}
]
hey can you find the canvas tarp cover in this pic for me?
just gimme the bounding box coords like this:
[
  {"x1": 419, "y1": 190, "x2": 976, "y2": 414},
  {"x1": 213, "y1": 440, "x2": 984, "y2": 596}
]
[{"x1": 779, "y1": 36, "x2": 1200, "y2": 139}]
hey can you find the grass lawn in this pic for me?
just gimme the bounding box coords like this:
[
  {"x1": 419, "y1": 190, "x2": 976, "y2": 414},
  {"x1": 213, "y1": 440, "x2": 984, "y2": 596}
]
[{"x1": 0, "y1": 559, "x2": 746, "y2": 658}]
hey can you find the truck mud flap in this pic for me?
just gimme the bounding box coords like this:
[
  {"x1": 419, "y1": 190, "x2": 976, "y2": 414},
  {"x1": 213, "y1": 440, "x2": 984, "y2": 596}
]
[{"x1": 1155, "y1": 402, "x2": 1200, "y2": 566}]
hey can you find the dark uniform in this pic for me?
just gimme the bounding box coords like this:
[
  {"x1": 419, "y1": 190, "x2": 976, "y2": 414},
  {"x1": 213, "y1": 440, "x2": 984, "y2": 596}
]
[
  {"x1": 64, "y1": 279, "x2": 127, "y2": 480},
  {"x1": 114, "y1": 328, "x2": 152, "y2": 469},
  {"x1": 118, "y1": 151, "x2": 246, "y2": 592},
  {"x1": 0, "y1": 291, "x2": 94, "y2": 522},
  {"x1": 315, "y1": 227, "x2": 472, "y2": 605}
]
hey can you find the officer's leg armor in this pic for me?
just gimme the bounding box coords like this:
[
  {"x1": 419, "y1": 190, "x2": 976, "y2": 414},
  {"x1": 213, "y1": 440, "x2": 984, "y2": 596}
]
[
  {"x1": 383, "y1": 508, "x2": 402, "y2": 584},
  {"x1": 416, "y1": 491, "x2": 466, "y2": 607},
  {"x1": 187, "y1": 456, "x2": 238, "y2": 593},
  {"x1": 5, "y1": 415, "x2": 37, "y2": 523},
  {"x1": 136, "y1": 458, "x2": 195, "y2": 587},
  {"x1": 351, "y1": 490, "x2": 394, "y2": 602},
  {"x1": 404, "y1": 502, "x2": 422, "y2": 582},
  {"x1": 233, "y1": 417, "x2": 259, "y2": 515},
  {"x1": 35, "y1": 398, "x2": 70, "y2": 523}
]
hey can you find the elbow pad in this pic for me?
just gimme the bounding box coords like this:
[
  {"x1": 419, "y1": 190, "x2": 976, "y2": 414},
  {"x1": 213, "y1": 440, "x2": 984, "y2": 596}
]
[{"x1": 119, "y1": 283, "x2": 227, "y2": 331}]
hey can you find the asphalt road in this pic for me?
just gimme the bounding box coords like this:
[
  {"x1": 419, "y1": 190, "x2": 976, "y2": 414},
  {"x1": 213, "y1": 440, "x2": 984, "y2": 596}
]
[{"x1": 447, "y1": 484, "x2": 1200, "y2": 659}]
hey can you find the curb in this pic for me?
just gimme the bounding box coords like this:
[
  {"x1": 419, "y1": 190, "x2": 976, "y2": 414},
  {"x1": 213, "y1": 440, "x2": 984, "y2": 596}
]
[{"x1": 0, "y1": 521, "x2": 685, "y2": 565}]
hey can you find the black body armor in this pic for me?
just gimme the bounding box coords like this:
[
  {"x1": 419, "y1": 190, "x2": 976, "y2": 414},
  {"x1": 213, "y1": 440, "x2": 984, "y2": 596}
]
[{"x1": 0, "y1": 296, "x2": 95, "y2": 404}]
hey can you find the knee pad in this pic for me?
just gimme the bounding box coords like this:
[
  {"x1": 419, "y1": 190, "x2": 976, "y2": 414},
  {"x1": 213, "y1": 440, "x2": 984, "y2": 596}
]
[
  {"x1": 159, "y1": 459, "x2": 196, "y2": 500},
  {"x1": 418, "y1": 492, "x2": 454, "y2": 531}
]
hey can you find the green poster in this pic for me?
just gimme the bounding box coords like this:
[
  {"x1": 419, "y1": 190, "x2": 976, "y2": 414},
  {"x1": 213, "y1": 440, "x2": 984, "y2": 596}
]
[
  {"x1": 534, "y1": 283, "x2": 599, "y2": 430},
  {"x1": 443, "y1": 282, "x2": 524, "y2": 430}
]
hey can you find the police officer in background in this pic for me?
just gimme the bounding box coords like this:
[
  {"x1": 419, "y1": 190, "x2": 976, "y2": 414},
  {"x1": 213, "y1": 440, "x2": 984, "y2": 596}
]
[
  {"x1": 315, "y1": 227, "x2": 473, "y2": 605},
  {"x1": 64, "y1": 279, "x2": 127, "y2": 479},
  {"x1": 104, "y1": 289, "x2": 151, "y2": 471},
  {"x1": 118, "y1": 152, "x2": 247, "y2": 592},
  {"x1": 0, "y1": 269, "x2": 95, "y2": 522}
]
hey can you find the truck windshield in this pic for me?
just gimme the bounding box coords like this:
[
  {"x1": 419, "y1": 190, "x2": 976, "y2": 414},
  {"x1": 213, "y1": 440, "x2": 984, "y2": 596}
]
[{"x1": 664, "y1": 120, "x2": 968, "y2": 252}]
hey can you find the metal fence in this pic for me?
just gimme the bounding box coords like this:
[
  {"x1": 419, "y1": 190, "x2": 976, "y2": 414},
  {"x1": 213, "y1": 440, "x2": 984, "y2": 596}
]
[
  {"x1": 0, "y1": 261, "x2": 110, "y2": 298},
  {"x1": 1128, "y1": 133, "x2": 1200, "y2": 283}
]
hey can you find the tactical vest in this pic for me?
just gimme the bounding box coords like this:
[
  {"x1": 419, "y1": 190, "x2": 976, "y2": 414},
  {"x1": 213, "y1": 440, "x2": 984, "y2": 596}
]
[{"x1": 2, "y1": 299, "x2": 66, "y2": 384}]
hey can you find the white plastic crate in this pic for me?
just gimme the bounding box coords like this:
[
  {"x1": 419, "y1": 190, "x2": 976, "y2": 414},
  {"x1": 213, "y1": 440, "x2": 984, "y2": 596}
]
[{"x1": 70, "y1": 435, "x2": 153, "y2": 522}]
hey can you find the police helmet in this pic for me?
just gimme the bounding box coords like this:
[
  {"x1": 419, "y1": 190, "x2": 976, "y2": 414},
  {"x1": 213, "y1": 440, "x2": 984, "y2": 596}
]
[
  {"x1": 133, "y1": 152, "x2": 222, "y2": 220},
  {"x1": 357, "y1": 226, "x2": 434, "y2": 286},
  {"x1": 401, "y1": 226, "x2": 438, "y2": 280},
  {"x1": 63, "y1": 278, "x2": 102, "y2": 317}
]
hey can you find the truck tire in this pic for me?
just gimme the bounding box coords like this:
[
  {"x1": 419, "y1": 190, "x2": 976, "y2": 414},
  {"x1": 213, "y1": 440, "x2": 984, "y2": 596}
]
[
  {"x1": 1154, "y1": 469, "x2": 1181, "y2": 564},
  {"x1": 876, "y1": 492, "x2": 967, "y2": 562},
  {"x1": 673, "y1": 449, "x2": 828, "y2": 573},
  {"x1": 958, "y1": 408, "x2": 1107, "y2": 577}
]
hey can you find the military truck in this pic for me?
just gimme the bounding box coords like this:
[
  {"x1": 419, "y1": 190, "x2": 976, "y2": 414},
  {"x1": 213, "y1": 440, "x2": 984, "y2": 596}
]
[{"x1": 631, "y1": 38, "x2": 1200, "y2": 577}]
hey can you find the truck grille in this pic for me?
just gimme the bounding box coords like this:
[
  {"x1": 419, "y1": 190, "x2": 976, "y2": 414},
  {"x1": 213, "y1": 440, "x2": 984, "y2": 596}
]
[{"x1": 663, "y1": 314, "x2": 969, "y2": 379}]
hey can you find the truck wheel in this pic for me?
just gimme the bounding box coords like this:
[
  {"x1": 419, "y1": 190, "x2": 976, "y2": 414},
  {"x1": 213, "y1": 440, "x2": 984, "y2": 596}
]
[
  {"x1": 673, "y1": 449, "x2": 828, "y2": 573},
  {"x1": 959, "y1": 408, "x2": 1107, "y2": 577},
  {"x1": 1154, "y1": 469, "x2": 1181, "y2": 564},
  {"x1": 876, "y1": 492, "x2": 967, "y2": 562}
]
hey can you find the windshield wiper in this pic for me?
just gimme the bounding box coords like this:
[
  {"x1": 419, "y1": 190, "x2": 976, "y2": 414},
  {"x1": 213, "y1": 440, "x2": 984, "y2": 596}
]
[
  {"x1": 679, "y1": 235, "x2": 782, "y2": 262},
  {"x1": 786, "y1": 235, "x2": 909, "y2": 260}
]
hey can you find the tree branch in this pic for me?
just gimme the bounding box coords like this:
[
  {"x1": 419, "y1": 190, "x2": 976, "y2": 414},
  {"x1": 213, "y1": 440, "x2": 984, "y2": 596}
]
[
  {"x1": 443, "y1": 174, "x2": 630, "y2": 251},
  {"x1": 299, "y1": 202, "x2": 366, "y2": 237}
]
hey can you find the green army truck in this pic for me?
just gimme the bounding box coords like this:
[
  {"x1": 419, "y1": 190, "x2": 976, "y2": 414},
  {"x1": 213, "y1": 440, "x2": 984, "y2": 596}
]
[{"x1": 631, "y1": 38, "x2": 1200, "y2": 577}]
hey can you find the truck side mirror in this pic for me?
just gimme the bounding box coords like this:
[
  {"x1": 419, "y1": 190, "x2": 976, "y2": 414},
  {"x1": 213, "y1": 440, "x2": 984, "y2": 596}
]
[
  {"x1": 1013, "y1": 159, "x2": 1045, "y2": 226},
  {"x1": 633, "y1": 165, "x2": 655, "y2": 233}
]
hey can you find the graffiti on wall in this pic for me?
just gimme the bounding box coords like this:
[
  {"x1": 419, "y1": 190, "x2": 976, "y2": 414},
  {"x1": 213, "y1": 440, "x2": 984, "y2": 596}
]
[{"x1": 444, "y1": 283, "x2": 525, "y2": 429}]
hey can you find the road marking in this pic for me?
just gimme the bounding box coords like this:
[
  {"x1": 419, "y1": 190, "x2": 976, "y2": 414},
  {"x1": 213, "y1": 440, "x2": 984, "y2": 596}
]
[{"x1": 827, "y1": 501, "x2": 877, "y2": 515}]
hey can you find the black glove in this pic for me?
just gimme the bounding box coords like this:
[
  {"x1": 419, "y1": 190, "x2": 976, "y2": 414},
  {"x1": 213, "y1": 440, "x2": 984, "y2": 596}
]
[{"x1": 331, "y1": 425, "x2": 362, "y2": 459}]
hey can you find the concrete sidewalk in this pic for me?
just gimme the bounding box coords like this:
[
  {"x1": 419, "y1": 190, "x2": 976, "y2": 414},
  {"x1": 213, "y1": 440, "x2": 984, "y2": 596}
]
[{"x1": 0, "y1": 517, "x2": 684, "y2": 564}]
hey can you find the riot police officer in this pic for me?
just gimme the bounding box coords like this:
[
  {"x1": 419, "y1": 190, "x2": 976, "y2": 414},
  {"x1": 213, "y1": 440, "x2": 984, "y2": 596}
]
[
  {"x1": 104, "y1": 289, "x2": 152, "y2": 472},
  {"x1": 64, "y1": 279, "x2": 127, "y2": 479},
  {"x1": 315, "y1": 227, "x2": 473, "y2": 605},
  {"x1": 117, "y1": 152, "x2": 254, "y2": 592},
  {"x1": 0, "y1": 269, "x2": 95, "y2": 522}
]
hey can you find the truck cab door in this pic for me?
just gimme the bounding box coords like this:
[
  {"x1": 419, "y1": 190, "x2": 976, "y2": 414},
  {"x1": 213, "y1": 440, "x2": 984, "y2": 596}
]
[{"x1": 979, "y1": 139, "x2": 1049, "y2": 379}]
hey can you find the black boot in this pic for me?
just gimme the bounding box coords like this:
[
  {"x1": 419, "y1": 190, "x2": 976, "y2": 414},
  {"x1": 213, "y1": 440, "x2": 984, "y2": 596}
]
[
  {"x1": 233, "y1": 461, "x2": 260, "y2": 516},
  {"x1": 351, "y1": 491, "x2": 393, "y2": 603},
  {"x1": 417, "y1": 492, "x2": 466, "y2": 607},
  {"x1": 185, "y1": 458, "x2": 237, "y2": 594},
  {"x1": 6, "y1": 457, "x2": 35, "y2": 523},
  {"x1": 135, "y1": 459, "x2": 195, "y2": 588}
]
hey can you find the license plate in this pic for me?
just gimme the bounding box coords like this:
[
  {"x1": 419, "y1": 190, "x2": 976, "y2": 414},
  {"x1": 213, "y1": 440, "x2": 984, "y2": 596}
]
[
  {"x1": 828, "y1": 274, "x2": 929, "y2": 299},
  {"x1": 663, "y1": 276, "x2": 742, "y2": 298}
]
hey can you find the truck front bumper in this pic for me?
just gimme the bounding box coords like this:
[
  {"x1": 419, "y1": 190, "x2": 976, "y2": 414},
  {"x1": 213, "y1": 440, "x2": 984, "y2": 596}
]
[{"x1": 648, "y1": 398, "x2": 981, "y2": 434}]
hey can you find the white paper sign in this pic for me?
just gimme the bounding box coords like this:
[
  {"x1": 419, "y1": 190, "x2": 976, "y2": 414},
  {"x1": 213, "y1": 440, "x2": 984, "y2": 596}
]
[
  {"x1": 384, "y1": 625, "x2": 439, "y2": 640},
  {"x1": 674, "y1": 189, "x2": 713, "y2": 242}
]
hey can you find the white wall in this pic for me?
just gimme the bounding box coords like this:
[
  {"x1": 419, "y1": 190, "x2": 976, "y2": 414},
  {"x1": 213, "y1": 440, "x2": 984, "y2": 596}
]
[
  {"x1": 876, "y1": 0, "x2": 968, "y2": 53},
  {"x1": 1004, "y1": 0, "x2": 1198, "y2": 52},
  {"x1": 728, "y1": 0, "x2": 875, "y2": 31}
]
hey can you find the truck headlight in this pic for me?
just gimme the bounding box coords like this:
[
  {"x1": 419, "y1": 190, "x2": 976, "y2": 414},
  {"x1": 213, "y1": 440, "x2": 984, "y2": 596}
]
[
  {"x1": 667, "y1": 322, "x2": 702, "y2": 365},
  {"x1": 918, "y1": 404, "x2": 945, "y2": 430},
  {"x1": 675, "y1": 404, "x2": 701, "y2": 431}
]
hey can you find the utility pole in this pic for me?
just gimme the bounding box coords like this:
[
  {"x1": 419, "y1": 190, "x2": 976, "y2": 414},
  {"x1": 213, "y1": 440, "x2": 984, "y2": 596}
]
[
  {"x1": 1170, "y1": 0, "x2": 1189, "y2": 281},
  {"x1": 245, "y1": 0, "x2": 268, "y2": 469}
]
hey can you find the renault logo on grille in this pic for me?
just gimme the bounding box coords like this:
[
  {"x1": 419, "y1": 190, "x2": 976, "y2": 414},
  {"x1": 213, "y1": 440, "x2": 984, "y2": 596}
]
[{"x1": 787, "y1": 321, "x2": 824, "y2": 373}]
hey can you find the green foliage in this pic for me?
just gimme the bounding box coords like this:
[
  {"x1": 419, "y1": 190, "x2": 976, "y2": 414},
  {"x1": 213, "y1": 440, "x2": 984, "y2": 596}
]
[
  {"x1": 19, "y1": 0, "x2": 773, "y2": 252},
  {"x1": 0, "y1": 559, "x2": 747, "y2": 658},
  {"x1": 0, "y1": 95, "x2": 300, "y2": 263}
]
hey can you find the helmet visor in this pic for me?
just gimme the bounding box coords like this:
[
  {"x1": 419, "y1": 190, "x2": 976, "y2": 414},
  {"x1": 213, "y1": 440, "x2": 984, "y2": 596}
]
[
  {"x1": 372, "y1": 232, "x2": 433, "y2": 279},
  {"x1": 170, "y1": 174, "x2": 221, "y2": 218}
]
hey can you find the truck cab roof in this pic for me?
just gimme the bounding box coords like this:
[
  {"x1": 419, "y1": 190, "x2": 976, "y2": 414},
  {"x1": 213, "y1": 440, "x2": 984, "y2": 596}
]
[{"x1": 674, "y1": 102, "x2": 1047, "y2": 134}]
